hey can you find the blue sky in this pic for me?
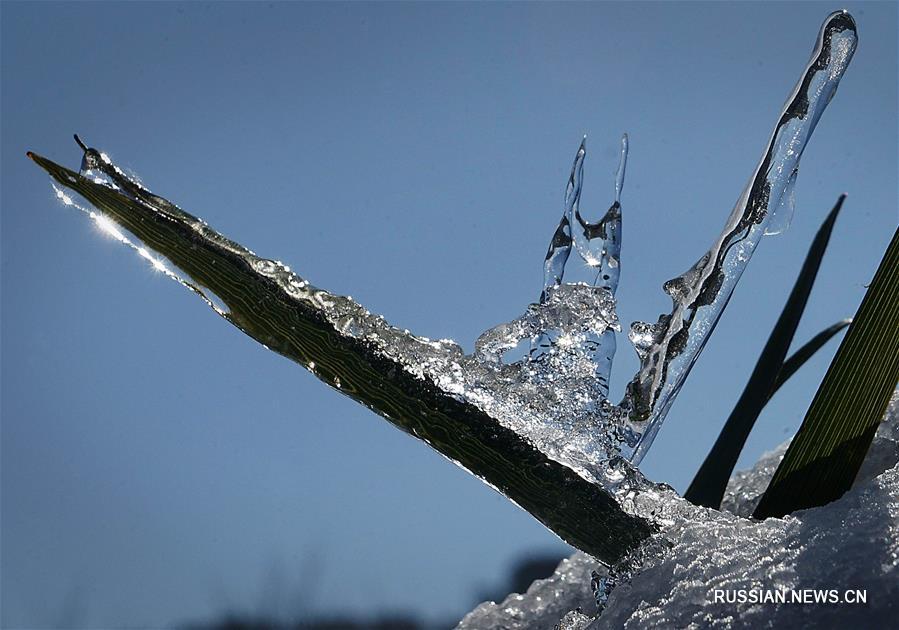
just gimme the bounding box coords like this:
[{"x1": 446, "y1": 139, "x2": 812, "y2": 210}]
[{"x1": 2, "y1": 2, "x2": 896, "y2": 627}]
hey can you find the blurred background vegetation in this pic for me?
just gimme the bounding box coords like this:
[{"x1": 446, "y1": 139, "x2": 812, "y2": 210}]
[{"x1": 176, "y1": 551, "x2": 564, "y2": 630}]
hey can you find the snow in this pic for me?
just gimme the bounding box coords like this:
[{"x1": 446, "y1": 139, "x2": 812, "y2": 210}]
[{"x1": 457, "y1": 391, "x2": 899, "y2": 629}]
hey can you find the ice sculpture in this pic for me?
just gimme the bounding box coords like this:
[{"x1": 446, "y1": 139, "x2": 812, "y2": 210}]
[{"x1": 27, "y1": 8, "x2": 857, "y2": 582}]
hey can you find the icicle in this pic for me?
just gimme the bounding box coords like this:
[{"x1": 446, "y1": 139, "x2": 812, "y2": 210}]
[
  {"x1": 571, "y1": 134, "x2": 627, "y2": 293},
  {"x1": 540, "y1": 137, "x2": 585, "y2": 302},
  {"x1": 525, "y1": 134, "x2": 628, "y2": 399},
  {"x1": 621, "y1": 10, "x2": 857, "y2": 464}
]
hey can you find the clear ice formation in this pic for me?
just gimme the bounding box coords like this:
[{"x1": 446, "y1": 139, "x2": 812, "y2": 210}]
[
  {"x1": 620, "y1": 10, "x2": 857, "y2": 463},
  {"x1": 532, "y1": 134, "x2": 627, "y2": 401},
  {"x1": 473, "y1": 8, "x2": 857, "y2": 468},
  {"x1": 472, "y1": 133, "x2": 632, "y2": 474},
  {"x1": 38, "y1": 7, "x2": 858, "y2": 588}
]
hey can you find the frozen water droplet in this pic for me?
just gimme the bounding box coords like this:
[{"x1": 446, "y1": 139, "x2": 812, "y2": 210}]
[
  {"x1": 628, "y1": 319, "x2": 667, "y2": 361},
  {"x1": 284, "y1": 278, "x2": 309, "y2": 299},
  {"x1": 253, "y1": 259, "x2": 278, "y2": 275},
  {"x1": 603, "y1": 456, "x2": 628, "y2": 483}
]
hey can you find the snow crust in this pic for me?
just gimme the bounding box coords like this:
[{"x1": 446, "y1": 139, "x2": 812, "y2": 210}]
[{"x1": 457, "y1": 391, "x2": 899, "y2": 629}]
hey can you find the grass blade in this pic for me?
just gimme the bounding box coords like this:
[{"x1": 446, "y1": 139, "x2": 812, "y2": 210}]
[
  {"x1": 768, "y1": 319, "x2": 851, "y2": 400},
  {"x1": 754, "y1": 227, "x2": 899, "y2": 519},
  {"x1": 685, "y1": 197, "x2": 845, "y2": 509}
]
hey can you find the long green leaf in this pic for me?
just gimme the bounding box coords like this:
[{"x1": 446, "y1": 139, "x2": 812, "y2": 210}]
[
  {"x1": 685, "y1": 197, "x2": 845, "y2": 509},
  {"x1": 754, "y1": 227, "x2": 899, "y2": 519},
  {"x1": 769, "y1": 319, "x2": 851, "y2": 400}
]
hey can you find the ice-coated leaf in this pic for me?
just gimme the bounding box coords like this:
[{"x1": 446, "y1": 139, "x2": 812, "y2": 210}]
[{"x1": 27, "y1": 147, "x2": 655, "y2": 566}]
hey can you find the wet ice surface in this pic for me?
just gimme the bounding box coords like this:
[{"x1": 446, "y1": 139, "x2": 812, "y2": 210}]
[{"x1": 457, "y1": 391, "x2": 899, "y2": 629}]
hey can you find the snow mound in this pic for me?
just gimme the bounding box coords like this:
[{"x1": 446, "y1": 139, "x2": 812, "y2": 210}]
[{"x1": 457, "y1": 391, "x2": 899, "y2": 629}]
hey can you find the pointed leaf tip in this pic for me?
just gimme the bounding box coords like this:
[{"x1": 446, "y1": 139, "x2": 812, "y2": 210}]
[
  {"x1": 685, "y1": 197, "x2": 847, "y2": 509},
  {"x1": 754, "y1": 226, "x2": 899, "y2": 519}
]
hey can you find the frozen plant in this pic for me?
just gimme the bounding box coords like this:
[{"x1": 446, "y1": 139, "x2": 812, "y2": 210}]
[{"x1": 26, "y1": 8, "x2": 873, "y2": 626}]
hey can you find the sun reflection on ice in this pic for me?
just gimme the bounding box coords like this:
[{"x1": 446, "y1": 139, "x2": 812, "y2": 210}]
[
  {"x1": 50, "y1": 182, "x2": 228, "y2": 316},
  {"x1": 93, "y1": 213, "x2": 128, "y2": 244}
]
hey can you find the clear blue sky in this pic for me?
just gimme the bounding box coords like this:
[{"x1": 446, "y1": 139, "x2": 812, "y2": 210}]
[{"x1": 2, "y1": 2, "x2": 896, "y2": 628}]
